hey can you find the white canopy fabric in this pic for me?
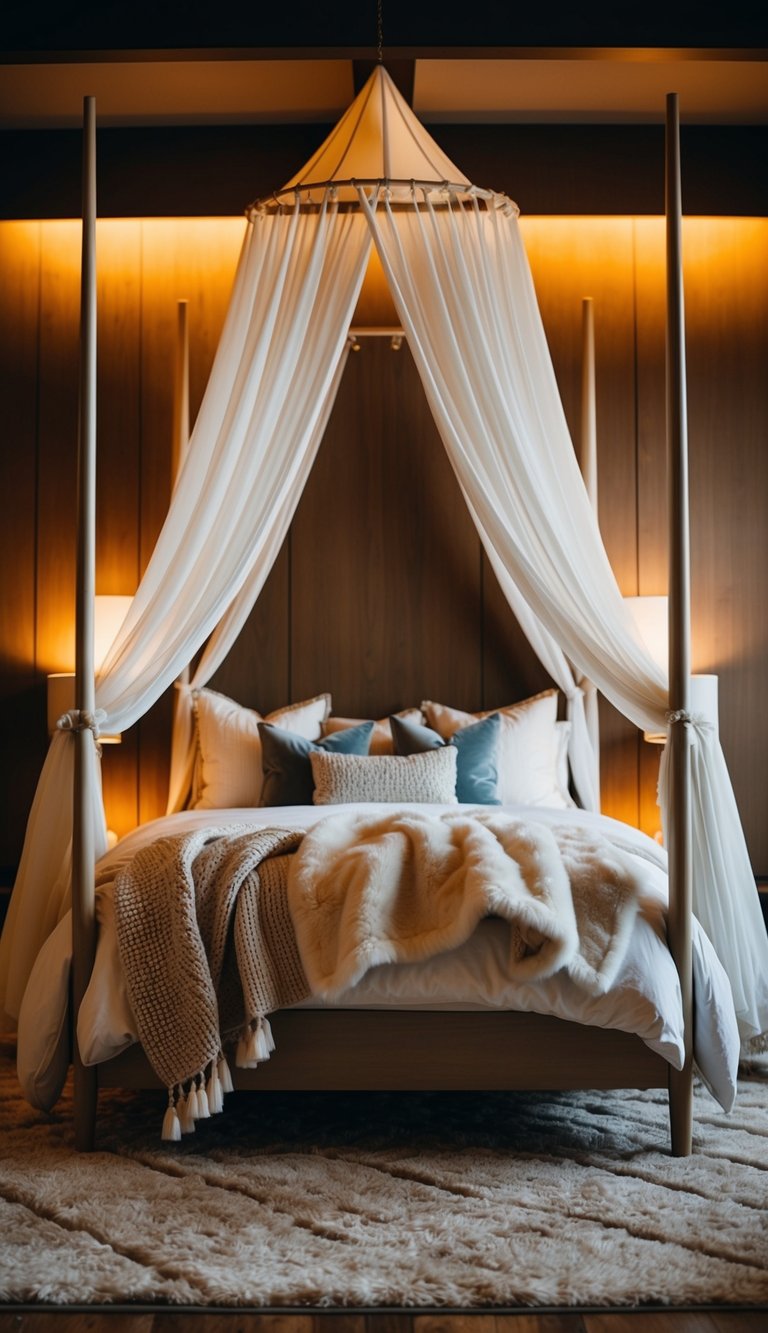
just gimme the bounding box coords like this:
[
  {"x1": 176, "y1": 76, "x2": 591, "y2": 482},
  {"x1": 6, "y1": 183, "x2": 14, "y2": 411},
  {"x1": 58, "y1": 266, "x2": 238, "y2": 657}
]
[{"x1": 1, "y1": 68, "x2": 765, "y2": 1049}]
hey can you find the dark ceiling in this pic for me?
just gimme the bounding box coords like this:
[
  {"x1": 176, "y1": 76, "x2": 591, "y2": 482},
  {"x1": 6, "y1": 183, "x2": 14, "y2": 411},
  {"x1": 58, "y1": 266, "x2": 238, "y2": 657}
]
[{"x1": 5, "y1": 1, "x2": 768, "y2": 56}]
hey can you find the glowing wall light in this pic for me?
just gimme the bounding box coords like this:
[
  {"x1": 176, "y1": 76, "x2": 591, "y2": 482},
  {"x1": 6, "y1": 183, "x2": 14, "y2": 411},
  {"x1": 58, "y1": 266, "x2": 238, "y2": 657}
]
[{"x1": 47, "y1": 594, "x2": 132, "y2": 740}]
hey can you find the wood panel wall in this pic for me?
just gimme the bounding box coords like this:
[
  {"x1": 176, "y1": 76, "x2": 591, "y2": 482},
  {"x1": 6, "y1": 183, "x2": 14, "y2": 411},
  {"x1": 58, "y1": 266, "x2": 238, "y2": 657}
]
[{"x1": 1, "y1": 216, "x2": 766, "y2": 877}]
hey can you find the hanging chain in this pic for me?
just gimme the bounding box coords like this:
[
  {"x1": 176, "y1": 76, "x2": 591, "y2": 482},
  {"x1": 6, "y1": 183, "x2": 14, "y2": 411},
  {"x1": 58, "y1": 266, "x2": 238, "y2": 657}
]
[{"x1": 377, "y1": 0, "x2": 384, "y2": 62}]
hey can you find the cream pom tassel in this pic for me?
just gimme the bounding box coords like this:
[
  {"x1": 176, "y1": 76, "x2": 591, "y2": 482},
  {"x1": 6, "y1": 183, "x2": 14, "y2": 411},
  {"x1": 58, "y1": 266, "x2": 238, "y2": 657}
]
[
  {"x1": 178, "y1": 1089, "x2": 196, "y2": 1134},
  {"x1": 161, "y1": 1088, "x2": 181, "y2": 1142},
  {"x1": 206, "y1": 1063, "x2": 223, "y2": 1115},
  {"x1": 195, "y1": 1074, "x2": 211, "y2": 1120},
  {"x1": 244, "y1": 1017, "x2": 272, "y2": 1064},
  {"x1": 218, "y1": 1052, "x2": 234, "y2": 1095},
  {"x1": 185, "y1": 1081, "x2": 200, "y2": 1122}
]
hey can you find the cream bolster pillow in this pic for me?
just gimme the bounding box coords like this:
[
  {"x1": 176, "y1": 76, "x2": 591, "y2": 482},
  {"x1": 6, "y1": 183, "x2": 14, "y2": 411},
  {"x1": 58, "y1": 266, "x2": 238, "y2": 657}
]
[{"x1": 311, "y1": 746, "x2": 458, "y2": 805}]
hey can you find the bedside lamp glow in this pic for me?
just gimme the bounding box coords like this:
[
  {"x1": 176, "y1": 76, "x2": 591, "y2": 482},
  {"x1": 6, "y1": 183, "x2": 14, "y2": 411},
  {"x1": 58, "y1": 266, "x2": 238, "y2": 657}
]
[
  {"x1": 624, "y1": 595, "x2": 668, "y2": 673},
  {"x1": 47, "y1": 595, "x2": 132, "y2": 740},
  {"x1": 623, "y1": 594, "x2": 719, "y2": 743}
]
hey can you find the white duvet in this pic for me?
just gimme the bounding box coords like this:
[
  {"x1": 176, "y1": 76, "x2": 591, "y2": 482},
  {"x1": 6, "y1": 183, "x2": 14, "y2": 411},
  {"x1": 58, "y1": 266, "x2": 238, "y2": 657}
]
[{"x1": 18, "y1": 802, "x2": 741, "y2": 1112}]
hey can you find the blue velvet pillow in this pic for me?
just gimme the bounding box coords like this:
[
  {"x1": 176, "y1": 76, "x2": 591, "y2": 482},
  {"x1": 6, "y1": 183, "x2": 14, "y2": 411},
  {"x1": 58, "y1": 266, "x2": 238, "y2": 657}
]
[
  {"x1": 259, "y1": 720, "x2": 374, "y2": 807},
  {"x1": 390, "y1": 711, "x2": 501, "y2": 805}
]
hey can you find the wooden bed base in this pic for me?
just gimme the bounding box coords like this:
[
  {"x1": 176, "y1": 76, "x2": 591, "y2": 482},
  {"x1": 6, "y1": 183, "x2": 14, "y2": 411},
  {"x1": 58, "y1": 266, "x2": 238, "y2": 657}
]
[{"x1": 84, "y1": 1009, "x2": 685, "y2": 1147}]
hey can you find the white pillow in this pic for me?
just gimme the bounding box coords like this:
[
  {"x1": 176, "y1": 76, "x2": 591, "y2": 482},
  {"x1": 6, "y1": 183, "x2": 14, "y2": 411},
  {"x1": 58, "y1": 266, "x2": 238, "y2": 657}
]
[
  {"x1": 322, "y1": 708, "x2": 425, "y2": 755},
  {"x1": 192, "y1": 688, "x2": 331, "y2": 809},
  {"x1": 421, "y1": 690, "x2": 569, "y2": 809},
  {"x1": 554, "y1": 719, "x2": 575, "y2": 807},
  {"x1": 311, "y1": 747, "x2": 458, "y2": 806}
]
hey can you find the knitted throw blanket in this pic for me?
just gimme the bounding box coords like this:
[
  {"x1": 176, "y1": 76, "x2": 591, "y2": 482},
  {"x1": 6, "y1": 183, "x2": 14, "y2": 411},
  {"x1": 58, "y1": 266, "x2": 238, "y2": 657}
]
[{"x1": 114, "y1": 825, "x2": 309, "y2": 1141}]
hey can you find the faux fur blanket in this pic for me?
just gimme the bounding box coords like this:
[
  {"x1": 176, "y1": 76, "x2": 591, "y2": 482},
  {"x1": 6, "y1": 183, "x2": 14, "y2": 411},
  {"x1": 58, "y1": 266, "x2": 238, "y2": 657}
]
[
  {"x1": 288, "y1": 809, "x2": 643, "y2": 1000},
  {"x1": 114, "y1": 810, "x2": 644, "y2": 1140}
]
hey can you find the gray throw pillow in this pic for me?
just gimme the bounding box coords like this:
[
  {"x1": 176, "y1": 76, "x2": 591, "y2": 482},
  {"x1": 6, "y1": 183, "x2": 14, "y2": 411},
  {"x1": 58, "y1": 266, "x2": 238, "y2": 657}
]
[{"x1": 259, "y1": 720, "x2": 374, "y2": 806}]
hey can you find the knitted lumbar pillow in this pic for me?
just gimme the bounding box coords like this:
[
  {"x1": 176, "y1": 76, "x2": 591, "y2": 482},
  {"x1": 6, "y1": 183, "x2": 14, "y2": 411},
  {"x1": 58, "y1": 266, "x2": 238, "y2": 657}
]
[{"x1": 310, "y1": 747, "x2": 458, "y2": 805}]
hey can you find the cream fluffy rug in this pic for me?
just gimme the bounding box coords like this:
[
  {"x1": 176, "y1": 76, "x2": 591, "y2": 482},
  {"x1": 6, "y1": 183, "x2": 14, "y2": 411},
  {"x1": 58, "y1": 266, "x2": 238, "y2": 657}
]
[{"x1": 1, "y1": 1038, "x2": 766, "y2": 1309}]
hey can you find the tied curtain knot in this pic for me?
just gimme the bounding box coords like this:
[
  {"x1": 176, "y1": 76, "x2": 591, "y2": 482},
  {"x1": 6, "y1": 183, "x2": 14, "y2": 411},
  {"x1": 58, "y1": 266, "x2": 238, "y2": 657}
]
[
  {"x1": 55, "y1": 708, "x2": 107, "y2": 739},
  {"x1": 665, "y1": 708, "x2": 716, "y2": 739}
]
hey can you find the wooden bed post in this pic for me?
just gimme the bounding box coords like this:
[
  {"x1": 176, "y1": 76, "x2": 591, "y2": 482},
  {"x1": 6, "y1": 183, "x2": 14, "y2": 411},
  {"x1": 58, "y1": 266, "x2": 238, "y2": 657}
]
[
  {"x1": 665, "y1": 92, "x2": 694, "y2": 1157},
  {"x1": 578, "y1": 297, "x2": 601, "y2": 769},
  {"x1": 579, "y1": 297, "x2": 598, "y2": 513},
  {"x1": 73, "y1": 94, "x2": 98, "y2": 1152},
  {"x1": 172, "y1": 298, "x2": 190, "y2": 480}
]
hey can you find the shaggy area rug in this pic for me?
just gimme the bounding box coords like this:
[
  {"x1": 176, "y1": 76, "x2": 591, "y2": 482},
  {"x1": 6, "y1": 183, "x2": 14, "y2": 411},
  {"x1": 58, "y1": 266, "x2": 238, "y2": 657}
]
[{"x1": 0, "y1": 1038, "x2": 766, "y2": 1309}]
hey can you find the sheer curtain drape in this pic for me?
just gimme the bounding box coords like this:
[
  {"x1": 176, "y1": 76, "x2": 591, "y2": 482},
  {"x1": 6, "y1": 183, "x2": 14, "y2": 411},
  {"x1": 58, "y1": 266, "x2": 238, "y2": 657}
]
[
  {"x1": 166, "y1": 340, "x2": 353, "y2": 814},
  {"x1": 0, "y1": 200, "x2": 370, "y2": 1023},
  {"x1": 361, "y1": 186, "x2": 768, "y2": 1043}
]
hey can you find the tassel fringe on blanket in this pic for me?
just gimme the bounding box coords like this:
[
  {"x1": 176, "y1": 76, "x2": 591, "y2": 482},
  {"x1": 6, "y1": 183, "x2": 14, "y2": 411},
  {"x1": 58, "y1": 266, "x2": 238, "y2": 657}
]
[
  {"x1": 162, "y1": 1052, "x2": 236, "y2": 1140},
  {"x1": 161, "y1": 1022, "x2": 276, "y2": 1139}
]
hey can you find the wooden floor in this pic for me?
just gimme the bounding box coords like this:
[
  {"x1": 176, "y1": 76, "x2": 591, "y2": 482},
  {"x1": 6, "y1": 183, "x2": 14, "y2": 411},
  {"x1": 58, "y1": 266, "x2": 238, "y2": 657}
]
[{"x1": 1, "y1": 1310, "x2": 766, "y2": 1331}]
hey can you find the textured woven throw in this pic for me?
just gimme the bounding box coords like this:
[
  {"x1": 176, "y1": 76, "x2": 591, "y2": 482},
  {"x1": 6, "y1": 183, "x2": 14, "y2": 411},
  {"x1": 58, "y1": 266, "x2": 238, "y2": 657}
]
[{"x1": 114, "y1": 825, "x2": 309, "y2": 1140}]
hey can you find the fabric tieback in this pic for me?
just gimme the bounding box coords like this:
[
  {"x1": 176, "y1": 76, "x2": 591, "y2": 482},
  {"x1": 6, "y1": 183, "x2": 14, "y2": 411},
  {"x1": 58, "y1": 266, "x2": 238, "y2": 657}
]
[
  {"x1": 55, "y1": 707, "x2": 107, "y2": 740},
  {"x1": 665, "y1": 709, "x2": 715, "y2": 740}
]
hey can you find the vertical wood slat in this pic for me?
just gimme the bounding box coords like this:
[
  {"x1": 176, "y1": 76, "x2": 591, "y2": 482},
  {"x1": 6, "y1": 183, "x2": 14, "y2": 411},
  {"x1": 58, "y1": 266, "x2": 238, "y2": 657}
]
[
  {"x1": 0, "y1": 222, "x2": 40, "y2": 671},
  {"x1": 72, "y1": 94, "x2": 98, "y2": 1153},
  {"x1": 682, "y1": 219, "x2": 768, "y2": 872},
  {"x1": 36, "y1": 221, "x2": 82, "y2": 675},
  {"x1": 665, "y1": 92, "x2": 693, "y2": 1158},
  {"x1": 578, "y1": 295, "x2": 601, "y2": 786},
  {"x1": 0, "y1": 223, "x2": 42, "y2": 872},
  {"x1": 579, "y1": 296, "x2": 598, "y2": 512},
  {"x1": 171, "y1": 298, "x2": 190, "y2": 482}
]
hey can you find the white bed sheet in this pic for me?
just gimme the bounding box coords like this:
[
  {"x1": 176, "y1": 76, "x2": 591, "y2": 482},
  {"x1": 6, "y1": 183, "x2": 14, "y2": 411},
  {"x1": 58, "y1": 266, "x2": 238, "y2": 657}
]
[{"x1": 19, "y1": 803, "x2": 740, "y2": 1112}]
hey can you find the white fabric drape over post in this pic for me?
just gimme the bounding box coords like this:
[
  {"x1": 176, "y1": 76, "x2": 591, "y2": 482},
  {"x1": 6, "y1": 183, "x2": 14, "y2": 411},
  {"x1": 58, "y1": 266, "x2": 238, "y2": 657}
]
[
  {"x1": 361, "y1": 186, "x2": 768, "y2": 1045},
  {"x1": 0, "y1": 199, "x2": 371, "y2": 1024}
]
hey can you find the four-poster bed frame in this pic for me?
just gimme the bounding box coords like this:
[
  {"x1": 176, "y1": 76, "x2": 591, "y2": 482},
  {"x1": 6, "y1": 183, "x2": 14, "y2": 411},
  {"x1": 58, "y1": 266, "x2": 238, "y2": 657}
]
[{"x1": 69, "y1": 93, "x2": 694, "y2": 1155}]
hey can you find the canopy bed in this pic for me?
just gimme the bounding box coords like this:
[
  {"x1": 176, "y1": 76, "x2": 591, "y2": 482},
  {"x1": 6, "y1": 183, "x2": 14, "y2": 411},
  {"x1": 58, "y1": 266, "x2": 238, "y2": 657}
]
[{"x1": 2, "y1": 70, "x2": 766, "y2": 1156}]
